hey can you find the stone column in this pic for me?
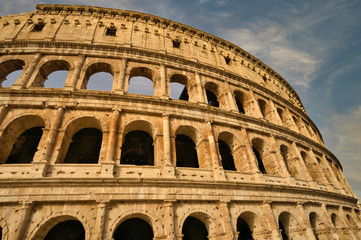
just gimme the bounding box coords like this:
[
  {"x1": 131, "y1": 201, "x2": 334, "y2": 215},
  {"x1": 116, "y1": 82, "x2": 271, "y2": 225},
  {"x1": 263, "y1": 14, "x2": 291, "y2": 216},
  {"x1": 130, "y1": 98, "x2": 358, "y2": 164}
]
[
  {"x1": 225, "y1": 81, "x2": 238, "y2": 112},
  {"x1": 262, "y1": 202, "x2": 282, "y2": 240},
  {"x1": 163, "y1": 114, "x2": 175, "y2": 177},
  {"x1": 269, "y1": 136, "x2": 292, "y2": 182},
  {"x1": 66, "y1": 54, "x2": 85, "y2": 89},
  {"x1": 219, "y1": 200, "x2": 236, "y2": 240},
  {"x1": 296, "y1": 202, "x2": 317, "y2": 240},
  {"x1": 248, "y1": 90, "x2": 263, "y2": 118},
  {"x1": 291, "y1": 142, "x2": 316, "y2": 188},
  {"x1": 13, "y1": 52, "x2": 42, "y2": 89},
  {"x1": 34, "y1": 106, "x2": 65, "y2": 176},
  {"x1": 160, "y1": 64, "x2": 169, "y2": 98},
  {"x1": 92, "y1": 202, "x2": 109, "y2": 240},
  {"x1": 114, "y1": 58, "x2": 127, "y2": 94},
  {"x1": 13, "y1": 202, "x2": 33, "y2": 240},
  {"x1": 320, "y1": 204, "x2": 339, "y2": 240},
  {"x1": 163, "y1": 199, "x2": 176, "y2": 240},
  {"x1": 0, "y1": 104, "x2": 9, "y2": 125},
  {"x1": 268, "y1": 99, "x2": 283, "y2": 125},
  {"x1": 195, "y1": 72, "x2": 207, "y2": 105},
  {"x1": 207, "y1": 120, "x2": 226, "y2": 180},
  {"x1": 102, "y1": 109, "x2": 120, "y2": 177}
]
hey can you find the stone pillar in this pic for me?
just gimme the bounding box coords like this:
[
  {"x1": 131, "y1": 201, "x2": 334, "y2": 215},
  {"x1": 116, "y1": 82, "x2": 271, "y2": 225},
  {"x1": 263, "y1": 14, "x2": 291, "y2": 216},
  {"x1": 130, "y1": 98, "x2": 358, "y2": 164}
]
[
  {"x1": 34, "y1": 106, "x2": 65, "y2": 176},
  {"x1": 13, "y1": 52, "x2": 42, "y2": 89},
  {"x1": 219, "y1": 200, "x2": 236, "y2": 240},
  {"x1": 291, "y1": 142, "x2": 316, "y2": 188},
  {"x1": 14, "y1": 202, "x2": 33, "y2": 240},
  {"x1": 308, "y1": 150, "x2": 330, "y2": 186},
  {"x1": 262, "y1": 202, "x2": 282, "y2": 240},
  {"x1": 66, "y1": 54, "x2": 85, "y2": 89},
  {"x1": 0, "y1": 104, "x2": 9, "y2": 125},
  {"x1": 248, "y1": 90, "x2": 263, "y2": 118},
  {"x1": 102, "y1": 109, "x2": 120, "y2": 177},
  {"x1": 225, "y1": 81, "x2": 238, "y2": 112},
  {"x1": 320, "y1": 204, "x2": 339, "y2": 240},
  {"x1": 92, "y1": 202, "x2": 109, "y2": 240},
  {"x1": 206, "y1": 120, "x2": 226, "y2": 181},
  {"x1": 268, "y1": 99, "x2": 283, "y2": 125},
  {"x1": 160, "y1": 64, "x2": 169, "y2": 98},
  {"x1": 163, "y1": 199, "x2": 176, "y2": 240},
  {"x1": 269, "y1": 135, "x2": 292, "y2": 183},
  {"x1": 320, "y1": 154, "x2": 345, "y2": 195},
  {"x1": 339, "y1": 206, "x2": 359, "y2": 240},
  {"x1": 163, "y1": 114, "x2": 175, "y2": 177},
  {"x1": 195, "y1": 72, "x2": 207, "y2": 105},
  {"x1": 284, "y1": 108, "x2": 299, "y2": 132},
  {"x1": 296, "y1": 202, "x2": 317, "y2": 240},
  {"x1": 114, "y1": 58, "x2": 127, "y2": 94}
]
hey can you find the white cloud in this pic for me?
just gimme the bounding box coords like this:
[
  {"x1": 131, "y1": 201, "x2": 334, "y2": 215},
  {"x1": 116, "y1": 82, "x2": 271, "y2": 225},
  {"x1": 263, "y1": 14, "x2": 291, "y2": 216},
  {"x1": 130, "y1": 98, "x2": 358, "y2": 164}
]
[
  {"x1": 321, "y1": 106, "x2": 361, "y2": 199},
  {"x1": 220, "y1": 23, "x2": 320, "y2": 88}
]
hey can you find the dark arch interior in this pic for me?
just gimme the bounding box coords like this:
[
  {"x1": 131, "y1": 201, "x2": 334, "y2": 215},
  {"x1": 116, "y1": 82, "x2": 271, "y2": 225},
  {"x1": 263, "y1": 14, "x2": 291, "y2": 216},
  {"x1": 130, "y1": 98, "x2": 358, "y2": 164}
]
[
  {"x1": 252, "y1": 147, "x2": 266, "y2": 174},
  {"x1": 64, "y1": 128, "x2": 102, "y2": 164},
  {"x1": 182, "y1": 216, "x2": 208, "y2": 240},
  {"x1": 218, "y1": 140, "x2": 236, "y2": 171},
  {"x1": 236, "y1": 98, "x2": 245, "y2": 114},
  {"x1": 258, "y1": 99, "x2": 266, "y2": 118},
  {"x1": 176, "y1": 134, "x2": 198, "y2": 168},
  {"x1": 0, "y1": 226, "x2": 2, "y2": 240},
  {"x1": 44, "y1": 220, "x2": 85, "y2": 240},
  {"x1": 206, "y1": 90, "x2": 219, "y2": 107},
  {"x1": 279, "y1": 219, "x2": 289, "y2": 240},
  {"x1": 120, "y1": 130, "x2": 154, "y2": 165},
  {"x1": 331, "y1": 214, "x2": 337, "y2": 227},
  {"x1": 237, "y1": 217, "x2": 254, "y2": 240},
  {"x1": 5, "y1": 127, "x2": 43, "y2": 164},
  {"x1": 113, "y1": 218, "x2": 153, "y2": 240}
]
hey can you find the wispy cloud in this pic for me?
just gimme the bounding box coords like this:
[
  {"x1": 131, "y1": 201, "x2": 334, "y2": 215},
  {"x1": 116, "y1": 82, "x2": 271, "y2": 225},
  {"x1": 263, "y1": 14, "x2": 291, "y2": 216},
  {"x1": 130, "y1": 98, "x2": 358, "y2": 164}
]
[{"x1": 321, "y1": 106, "x2": 361, "y2": 198}]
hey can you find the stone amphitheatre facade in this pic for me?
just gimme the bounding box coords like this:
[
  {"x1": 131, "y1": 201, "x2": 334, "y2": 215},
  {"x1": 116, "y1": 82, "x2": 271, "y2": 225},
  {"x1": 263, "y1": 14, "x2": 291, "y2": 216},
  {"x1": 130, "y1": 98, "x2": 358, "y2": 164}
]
[{"x1": 0, "y1": 4, "x2": 360, "y2": 240}]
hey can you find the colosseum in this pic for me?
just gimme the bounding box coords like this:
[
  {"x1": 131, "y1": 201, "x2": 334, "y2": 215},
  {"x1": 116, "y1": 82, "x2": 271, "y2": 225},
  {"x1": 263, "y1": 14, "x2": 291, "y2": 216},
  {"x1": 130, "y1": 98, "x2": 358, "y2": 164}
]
[{"x1": 0, "y1": 4, "x2": 360, "y2": 240}]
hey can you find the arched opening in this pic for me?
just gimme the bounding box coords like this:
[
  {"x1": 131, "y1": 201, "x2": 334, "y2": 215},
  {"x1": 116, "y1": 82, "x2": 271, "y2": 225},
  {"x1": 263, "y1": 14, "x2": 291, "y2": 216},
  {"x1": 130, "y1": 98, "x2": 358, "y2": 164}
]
[
  {"x1": 113, "y1": 218, "x2": 153, "y2": 240},
  {"x1": 309, "y1": 212, "x2": 320, "y2": 240},
  {"x1": 277, "y1": 108, "x2": 286, "y2": 125},
  {"x1": 5, "y1": 127, "x2": 43, "y2": 164},
  {"x1": 218, "y1": 139, "x2": 236, "y2": 171},
  {"x1": 170, "y1": 74, "x2": 189, "y2": 100},
  {"x1": 278, "y1": 212, "x2": 298, "y2": 240},
  {"x1": 0, "y1": 59, "x2": 25, "y2": 87},
  {"x1": 280, "y1": 144, "x2": 300, "y2": 179},
  {"x1": 128, "y1": 67, "x2": 154, "y2": 96},
  {"x1": 182, "y1": 216, "x2": 208, "y2": 240},
  {"x1": 347, "y1": 214, "x2": 357, "y2": 228},
  {"x1": 176, "y1": 134, "x2": 198, "y2": 168},
  {"x1": 301, "y1": 151, "x2": 323, "y2": 184},
  {"x1": 237, "y1": 217, "x2": 254, "y2": 240},
  {"x1": 83, "y1": 62, "x2": 114, "y2": 91},
  {"x1": 258, "y1": 99, "x2": 272, "y2": 121},
  {"x1": 331, "y1": 213, "x2": 337, "y2": 228},
  {"x1": 206, "y1": 90, "x2": 219, "y2": 107},
  {"x1": 44, "y1": 220, "x2": 85, "y2": 240},
  {"x1": 234, "y1": 91, "x2": 246, "y2": 114},
  {"x1": 32, "y1": 60, "x2": 70, "y2": 87},
  {"x1": 120, "y1": 130, "x2": 154, "y2": 165},
  {"x1": 64, "y1": 128, "x2": 102, "y2": 164},
  {"x1": 252, "y1": 147, "x2": 266, "y2": 174},
  {"x1": 0, "y1": 226, "x2": 2, "y2": 240},
  {"x1": 279, "y1": 220, "x2": 289, "y2": 240}
]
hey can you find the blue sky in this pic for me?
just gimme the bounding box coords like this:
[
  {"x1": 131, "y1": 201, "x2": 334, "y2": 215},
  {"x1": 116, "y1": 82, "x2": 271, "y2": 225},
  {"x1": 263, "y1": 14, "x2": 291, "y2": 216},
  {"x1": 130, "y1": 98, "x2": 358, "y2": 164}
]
[{"x1": 1, "y1": 0, "x2": 361, "y2": 199}]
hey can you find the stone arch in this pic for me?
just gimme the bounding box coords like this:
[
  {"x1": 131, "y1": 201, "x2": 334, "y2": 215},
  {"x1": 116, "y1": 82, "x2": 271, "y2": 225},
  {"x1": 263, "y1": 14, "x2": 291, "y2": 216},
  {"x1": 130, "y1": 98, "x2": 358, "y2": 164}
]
[
  {"x1": 300, "y1": 151, "x2": 323, "y2": 184},
  {"x1": 123, "y1": 119, "x2": 157, "y2": 139},
  {"x1": 0, "y1": 216, "x2": 9, "y2": 240},
  {"x1": 0, "y1": 59, "x2": 25, "y2": 87},
  {"x1": 330, "y1": 213, "x2": 342, "y2": 229},
  {"x1": 251, "y1": 137, "x2": 280, "y2": 175},
  {"x1": 170, "y1": 74, "x2": 189, "y2": 101},
  {"x1": 234, "y1": 90, "x2": 249, "y2": 114},
  {"x1": 81, "y1": 62, "x2": 114, "y2": 90},
  {"x1": 278, "y1": 211, "x2": 300, "y2": 240},
  {"x1": 204, "y1": 82, "x2": 220, "y2": 107},
  {"x1": 128, "y1": 66, "x2": 154, "y2": 96},
  {"x1": 309, "y1": 212, "x2": 323, "y2": 239},
  {"x1": 346, "y1": 214, "x2": 358, "y2": 228},
  {"x1": 237, "y1": 211, "x2": 262, "y2": 239},
  {"x1": 280, "y1": 144, "x2": 303, "y2": 180},
  {"x1": 0, "y1": 114, "x2": 46, "y2": 164},
  {"x1": 217, "y1": 131, "x2": 236, "y2": 171},
  {"x1": 28, "y1": 213, "x2": 91, "y2": 240},
  {"x1": 56, "y1": 116, "x2": 103, "y2": 163},
  {"x1": 277, "y1": 108, "x2": 286, "y2": 125},
  {"x1": 109, "y1": 211, "x2": 162, "y2": 239},
  {"x1": 175, "y1": 125, "x2": 204, "y2": 168},
  {"x1": 179, "y1": 211, "x2": 216, "y2": 240},
  {"x1": 257, "y1": 98, "x2": 273, "y2": 122},
  {"x1": 31, "y1": 60, "x2": 71, "y2": 87}
]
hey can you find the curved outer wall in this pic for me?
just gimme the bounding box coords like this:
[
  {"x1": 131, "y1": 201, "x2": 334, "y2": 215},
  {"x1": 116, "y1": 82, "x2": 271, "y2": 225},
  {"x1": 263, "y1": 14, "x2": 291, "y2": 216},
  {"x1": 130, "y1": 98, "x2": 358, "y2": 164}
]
[{"x1": 0, "y1": 4, "x2": 360, "y2": 240}]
